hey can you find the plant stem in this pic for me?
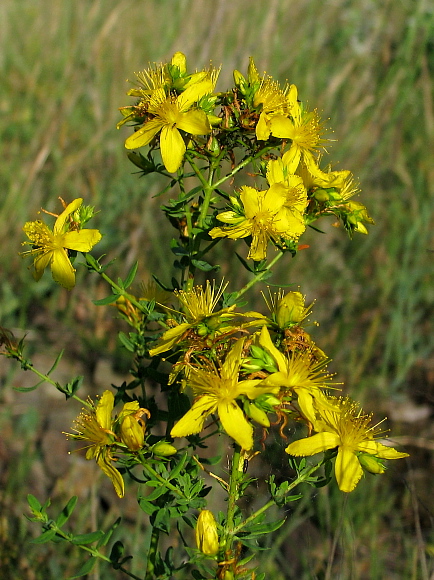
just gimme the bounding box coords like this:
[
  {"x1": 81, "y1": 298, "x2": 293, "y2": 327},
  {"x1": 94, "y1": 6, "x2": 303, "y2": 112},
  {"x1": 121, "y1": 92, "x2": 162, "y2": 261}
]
[
  {"x1": 232, "y1": 459, "x2": 324, "y2": 536},
  {"x1": 222, "y1": 445, "x2": 243, "y2": 556},
  {"x1": 145, "y1": 527, "x2": 160, "y2": 580},
  {"x1": 233, "y1": 251, "x2": 284, "y2": 301}
]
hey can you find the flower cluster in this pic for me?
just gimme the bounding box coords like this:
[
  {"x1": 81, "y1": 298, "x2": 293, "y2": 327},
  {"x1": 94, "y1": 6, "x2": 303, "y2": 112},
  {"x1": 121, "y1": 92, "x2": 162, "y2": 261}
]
[
  {"x1": 19, "y1": 53, "x2": 406, "y2": 513},
  {"x1": 119, "y1": 53, "x2": 373, "y2": 263}
]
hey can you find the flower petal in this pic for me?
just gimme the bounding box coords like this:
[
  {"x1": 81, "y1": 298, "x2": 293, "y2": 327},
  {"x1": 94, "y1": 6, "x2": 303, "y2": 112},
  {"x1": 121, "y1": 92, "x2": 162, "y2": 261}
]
[
  {"x1": 96, "y1": 390, "x2": 115, "y2": 430},
  {"x1": 256, "y1": 112, "x2": 271, "y2": 140},
  {"x1": 285, "y1": 431, "x2": 339, "y2": 456},
  {"x1": 50, "y1": 247, "x2": 76, "y2": 290},
  {"x1": 62, "y1": 229, "x2": 102, "y2": 252},
  {"x1": 96, "y1": 454, "x2": 125, "y2": 498},
  {"x1": 259, "y1": 326, "x2": 288, "y2": 373},
  {"x1": 364, "y1": 441, "x2": 409, "y2": 460},
  {"x1": 149, "y1": 322, "x2": 192, "y2": 356},
  {"x1": 177, "y1": 80, "x2": 214, "y2": 110},
  {"x1": 170, "y1": 395, "x2": 217, "y2": 438},
  {"x1": 218, "y1": 401, "x2": 253, "y2": 450},
  {"x1": 125, "y1": 118, "x2": 164, "y2": 150},
  {"x1": 269, "y1": 115, "x2": 295, "y2": 139},
  {"x1": 33, "y1": 251, "x2": 53, "y2": 281},
  {"x1": 240, "y1": 186, "x2": 261, "y2": 218},
  {"x1": 221, "y1": 338, "x2": 245, "y2": 382},
  {"x1": 335, "y1": 447, "x2": 363, "y2": 493},
  {"x1": 160, "y1": 125, "x2": 186, "y2": 172},
  {"x1": 177, "y1": 109, "x2": 211, "y2": 135},
  {"x1": 54, "y1": 198, "x2": 83, "y2": 234}
]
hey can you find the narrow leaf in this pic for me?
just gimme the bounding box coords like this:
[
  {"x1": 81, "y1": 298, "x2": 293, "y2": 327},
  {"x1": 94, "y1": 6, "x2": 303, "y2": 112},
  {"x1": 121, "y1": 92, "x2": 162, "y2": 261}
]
[
  {"x1": 56, "y1": 496, "x2": 78, "y2": 528},
  {"x1": 31, "y1": 528, "x2": 57, "y2": 544},
  {"x1": 123, "y1": 261, "x2": 139, "y2": 288},
  {"x1": 68, "y1": 557, "x2": 97, "y2": 578},
  {"x1": 70, "y1": 530, "x2": 105, "y2": 545},
  {"x1": 27, "y1": 494, "x2": 42, "y2": 513},
  {"x1": 93, "y1": 294, "x2": 120, "y2": 306}
]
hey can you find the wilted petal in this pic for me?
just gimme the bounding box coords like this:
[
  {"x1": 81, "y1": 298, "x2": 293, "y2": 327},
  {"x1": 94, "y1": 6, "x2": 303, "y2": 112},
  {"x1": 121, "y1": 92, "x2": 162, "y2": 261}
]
[{"x1": 96, "y1": 454, "x2": 125, "y2": 498}]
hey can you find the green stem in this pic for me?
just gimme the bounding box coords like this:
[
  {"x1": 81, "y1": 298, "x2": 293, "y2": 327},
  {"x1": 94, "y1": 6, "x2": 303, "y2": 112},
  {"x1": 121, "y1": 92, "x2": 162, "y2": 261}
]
[
  {"x1": 137, "y1": 453, "x2": 187, "y2": 498},
  {"x1": 233, "y1": 251, "x2": 284, "y2": 301},
  {"x1": 12, "y1": 351, "x2": 88, "y2": 407},
  {"x1": 85, "y1": 255, "x2": 149, "y2": 314},
  {"x1": 222, "y1": 445, "x2": 243, "y2": 555},
  {"x1": 232, "y1": 459, "x2": 324, "y2": 536},
  {"x1": 145, "y1": 527, "x2": 160, "y2": 580},
  {"x1": 211, "y1": 145, "x2": 275, "y2": 191}
]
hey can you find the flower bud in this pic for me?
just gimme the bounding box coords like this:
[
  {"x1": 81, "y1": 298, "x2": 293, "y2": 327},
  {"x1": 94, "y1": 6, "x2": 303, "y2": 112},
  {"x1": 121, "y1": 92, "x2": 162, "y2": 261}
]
[
  {"x1": 244, "y1": 402, "x2": 270, "y2": 427},
  {"x1": 171, "y1": 51, "x2": 187, "y2": 74},
  {"x1": 358, "y1": 453, "x2": 385, "y2": 474},
  {"x1": 313, "y1": 188, "x2": 331, "y2": 202},
  {"x1": 120, "y1": 415, "x2": 145, "y2": 451},
  {"x1": 207, "y1": 136, "x2": 221, "y2": 156},
  {"x1": 233, "y1": 69, "x2": 247, "y2": 92},
  {"x1": 151, "y1": 441, "x2": 178, "y2": 457},
  {"x1": 276, "y1": 291, "x2": 307, "y2": 328},
  {"x1": 195, "y1": 510, "x2": 219, "y2": 556}
]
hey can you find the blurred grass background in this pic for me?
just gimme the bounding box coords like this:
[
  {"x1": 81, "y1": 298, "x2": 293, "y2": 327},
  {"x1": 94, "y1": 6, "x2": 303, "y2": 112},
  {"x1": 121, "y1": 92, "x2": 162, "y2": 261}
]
[{"x1": 1, "y1": 0, "x2": 433, "y2": 578}]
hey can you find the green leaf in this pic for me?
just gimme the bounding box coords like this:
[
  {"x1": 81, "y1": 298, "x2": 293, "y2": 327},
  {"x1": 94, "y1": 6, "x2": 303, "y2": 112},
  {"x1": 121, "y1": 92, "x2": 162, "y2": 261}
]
[
  {"x1": 109, "y1": 540, "x2": 125, "y2": 564},
  {"x1": 68, "y1": 557, "x2": 97, "y2": 578},
  {"x1": 55, "y1": 496, "x2": 77, "y2": 528},
  {"x1": 190, "y1": 259, "x2": 217, "y2": 272},
  {"x1": 14, "y1": 383, "x2": 40, "y2": 393},
  {"x1": 97, "y1": 517, "x2": 121, "y2": 548},
  {"x1": 70, "y1": 530, "x2": 105, "y2": 545},
  {"x1": 31, "y1": 528, "x2": 57, "y2": 544},
  {"x1": 146, "y1": 486, "x2": 169, "y2": 501},
  {"x1": 56, "y1": 376, "x2": 83, "y2": 399},
  {"x1": 235, "y1": 252, "x2": 255, "y2": 272},
  {"x1": 123, "y1": 261, "x2": 138, "y2": 289},
  {"x1": 118, "y1": 332, "x2": 135, "y2": 352},
  {"x1": 167, "y1": 452, "x2": 188, "y2": 482},
  {"x1": 46, "y1": 349, "x2": 65, "y2": 375},
  {"x1": 241, "y1": 518, "x2": 286, "y2": 539},
  {"x1": 138, "y1": 498, "x2": 158, "y2": 516},
  {"x1": 27, "y1": 494, "x2": 42, "y2": 513},
  {"x1": 93, "y1": 293, "x2": 120, "y2": 306}
]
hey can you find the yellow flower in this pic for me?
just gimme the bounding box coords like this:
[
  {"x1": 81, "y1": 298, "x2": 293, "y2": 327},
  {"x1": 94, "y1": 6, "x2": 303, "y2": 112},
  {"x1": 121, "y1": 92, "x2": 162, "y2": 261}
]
[
  {"x1": 124, "y1": 80, "x2": 215, "y2": 173},
  {"x1": 235, "y1": 58, "x2": 293, "y2": 141},
  {"x1": 21, "y1": 198, "x2": 101, "y2": 290},
  {"x1": 149, "y1": 280, "x2": 237, "y2": 356},
  {"x1": 170, "y1": 338, "x2": 277, "y2": 450},
  {"x1": 285, "y1": 397, "x2": 409, "y2": 492},
  {"x1": 65, "y1": 391, "x2": 125, "y2": 498},
  {"x1": 210, "y1": 169, "x2": 307, "y2": 261},
  {"x1": 258, "y1": 326, "x2": 338, "y2": 424},
  {"x1": 267, "y1": 85, "x2": 326, "y2": 170},
  {"x1": 298, "y1": 151, "x2": 352, "y2": 192}
]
